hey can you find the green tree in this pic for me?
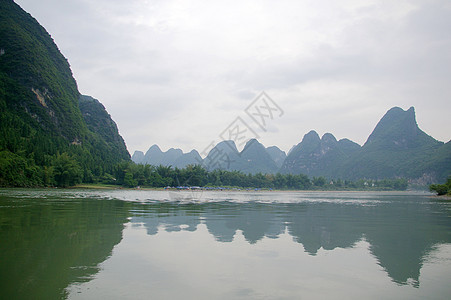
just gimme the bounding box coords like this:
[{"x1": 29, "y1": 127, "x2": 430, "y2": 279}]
[
  {"x1": 42, "y1": 165, "x2": 55, "y2": 186},
  {"x1": 313, "y1": 176, "x2": 326, "y2": 187},
  {"x1": 273, "y1": 173, "x2": 287, "y2": 189},
  {"x1": 429, "y1": 177, "x2": 451, "y2": 196},
  {"x1": 0, "y1": 150, "x2": 42, "y2": 187},
  {"x1": 53, "y1": 153, "x2": 82, "y2": 187},
  {"x1": 124, "y1": 171, "x2": 137, "y2": 188}
]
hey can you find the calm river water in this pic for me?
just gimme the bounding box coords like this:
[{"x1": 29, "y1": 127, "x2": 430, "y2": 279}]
[{"x1": 0, "y1": 189, "x2": 450, "y2": 299}]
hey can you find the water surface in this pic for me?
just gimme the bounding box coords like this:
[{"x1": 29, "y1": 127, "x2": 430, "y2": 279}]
[{"x1": 0, "y1": 189, "x2": 450, "y2": 299}]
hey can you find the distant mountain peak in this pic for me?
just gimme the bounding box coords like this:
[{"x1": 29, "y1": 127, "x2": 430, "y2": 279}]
[
  {"x1": 364, "y1": 106, "x2": 435, "y2": 150},
  {"x1": 215, "y1": 140, "x2": 239, "y2": 153},
  {"x1": 131, "y1": 151, "x2": 145, "y2": 164},
  {"x1": 266, "y1": 146, "x2": 286, "y2": 168},
  {"x1": 144, "y1": 144, "x2": 163, "y2": 159},
  {"x1": 280, "y1": 129, "x2": 360, "y2": 176},
  {"x1": 239, "y1": 139, "x2": 278, "y2": 174},
  {"x1": 342, "y1": 106, "x2": 446, "y2": 181},
  {"x1": 167, "y1": 148, "x2": 183, "y2": 154},
  {"x1": 242, "y1": 138, "x2": 264, "y2": 153},
  {"x1": 305, "y1": 130, "x2": 320, "y2": 140},
  {"x1": 321, "y1": 133, "x2": 337, "y2": 143},
  {"x1": 135, "y1": 144, "x2": 200, "y2": 167},
  {"x1": 149, "y1": 144, "x2": 161, "y2": 151}
]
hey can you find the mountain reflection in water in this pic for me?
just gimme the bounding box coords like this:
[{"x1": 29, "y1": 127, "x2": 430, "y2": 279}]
[
  {"x1": 0, "y1": 189, "x2": 450, "y2": 299},
  {"x1": 131, "y1": 194, "x2": 450, "y2": 287}
]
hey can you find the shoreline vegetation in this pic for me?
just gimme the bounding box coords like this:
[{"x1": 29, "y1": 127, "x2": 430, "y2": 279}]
[
  {"x1": 0, "y1": 161, "x2": 412, "y2": 191},
  {"x1": 0, "y1": 149, "x2": 444, "y2": 193},
  {"x1": 429, "y1": 177, "x2": 451, "y2": 196},
  {"x1": 0, "y1": 150, "x2": 443, "y2": 192},
  {"x1": 68, "y1": 183, "x2": 430, "y2": 194},
  {"x1": 81, "y1": 163, "x2": 411, "y2": 192}
]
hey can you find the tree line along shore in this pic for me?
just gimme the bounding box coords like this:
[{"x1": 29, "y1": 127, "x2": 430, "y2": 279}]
[{"x1": 1, "y1": 157, "x2": 408, "y2": 191}]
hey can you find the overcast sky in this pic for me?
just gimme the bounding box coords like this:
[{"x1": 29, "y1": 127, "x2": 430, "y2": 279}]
[{"x1": 15, "y1": 0, "x2": 451, "y2": 155}]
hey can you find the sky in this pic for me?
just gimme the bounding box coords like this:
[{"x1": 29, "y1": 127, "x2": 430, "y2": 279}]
[{"x1": 15, "y1": 0, "x2": 451, "y2": 155}]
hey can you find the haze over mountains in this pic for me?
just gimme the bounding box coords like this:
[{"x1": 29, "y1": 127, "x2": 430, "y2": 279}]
[
  {"x1": 133, "y1": 106, "x2": 450, "y2": 183},
  {"x1": 133, "y1": 139, "x2": 286, "y2": 174},
  {"x1": 0, "y1": 1, "x2": 449, "y2": 187},
  {"x1": 132, "y1": 145, "x2": 202, "y2": 169}
]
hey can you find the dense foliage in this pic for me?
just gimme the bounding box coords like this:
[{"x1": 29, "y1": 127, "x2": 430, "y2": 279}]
[
  {"x1": 103, "y1": 162, "x2": 408, "y2": 191},
  {"x1": 78, "y1": 95, "x2": 129, "y2": 160},
  {"x1": 0, "y1": 1, "x2": 130, "y2": 187},
  {"x1": 429, "y1": 177, "x2": 451, "y2": 196}
]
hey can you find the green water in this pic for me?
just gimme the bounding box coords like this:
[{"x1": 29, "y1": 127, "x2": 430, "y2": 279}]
[{"x1": 0, "y1": 189, "x2": 450, "y2": 299}]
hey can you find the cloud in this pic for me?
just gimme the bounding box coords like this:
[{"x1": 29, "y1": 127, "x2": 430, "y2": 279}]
[{"x1": 15, "y1": 0, "x2": 451, "y2": 153}]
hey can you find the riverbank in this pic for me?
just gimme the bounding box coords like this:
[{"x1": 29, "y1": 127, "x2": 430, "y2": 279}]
[
  {"x1": 73, "y1": 183, "x2": 121, "y2": 189},
  {"x1": 73, "y1": 183, "x2": 166, "y2": 190},
  {"x1": 432, "y1": 194, "x2": 451, "y2": 200},
  {"x1": 69, "y1": 183, "x2": 429, "y2": 194}
]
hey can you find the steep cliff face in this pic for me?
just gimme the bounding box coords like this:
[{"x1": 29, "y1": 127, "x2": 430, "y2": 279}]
[
  {"x1": 79, "y1": 95, "x2": 130, "y2": 161},
  {"x1": 0, "y1": 0, "x2": 83, "y2": 141},
  {"x1": 0, "y1": 1, "x2": 130, "y2": 186}
]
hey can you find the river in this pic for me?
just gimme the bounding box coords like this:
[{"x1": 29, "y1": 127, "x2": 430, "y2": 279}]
[{"x1": 0, "y1": 189, "x2": 450, "y2": 299}]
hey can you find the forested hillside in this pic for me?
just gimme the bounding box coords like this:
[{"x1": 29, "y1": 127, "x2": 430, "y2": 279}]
[{"x1": 0, "y1": 1, "x2": 130, "y2": 187}]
